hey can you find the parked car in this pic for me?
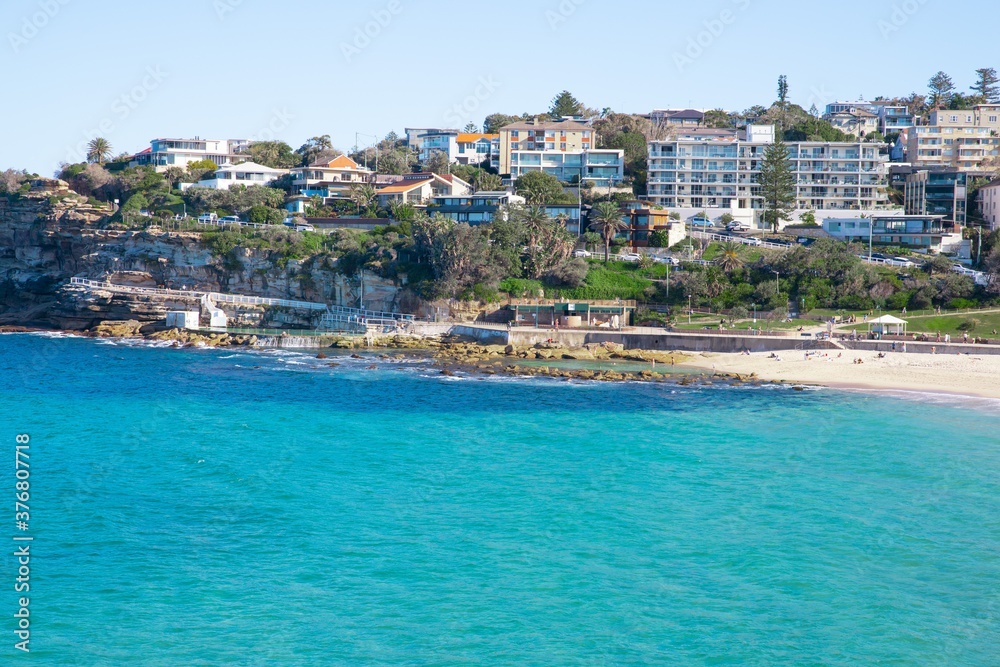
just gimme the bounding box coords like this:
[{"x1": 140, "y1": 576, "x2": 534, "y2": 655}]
[
  {"x1": 618, "y1": 252, "x2": 642, "y2": 262},
  {"x1": 573, "y1": 249, "x2": 592, "y2": 258},
  {"x1": 294, "y1": 223, "x2": 315, "y2": 232},
  {"x1": 652, "y1": 255, "x2": 680, "y2": 266},
  {"x1": 892, "y1": 256, "x2": 917, "y2": 268},
  {"x1": 690, "y1": 215, "x2": 713, "y2": 228},
  {"x1": 219, "y1": 215, "x2": 242, "y2": 224},
  {"x1": 726, "y1": 220, "x2": 751, "y2": 232},
  {"x1": 766, "y1": 238, "x2": 793, "y2": 247},
  {"x1": 743, "y1": 237, "x2": 762, "y2": 246},
  {"x1": 197, "y1": 213, "x2": 218, "y2": 223},
  {"x1": 796, "y1": 237, "x2": 815, "y2": 246}
]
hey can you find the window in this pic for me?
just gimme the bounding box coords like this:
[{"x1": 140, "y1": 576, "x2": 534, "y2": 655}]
[
  {"x1": 560, "y1": 142, "x2": 567, "y2": 150},
  {"x1": 950, "y1": 115, "x2": 958, "y2": 123},
  {"x1": 990, "y1": 115, "x2": 998, "y2": 123}
]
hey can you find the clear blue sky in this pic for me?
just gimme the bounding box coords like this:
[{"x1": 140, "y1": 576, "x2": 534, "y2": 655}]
[{"x1": 2, "y1": 0, "x2": 996, "y2": 175}]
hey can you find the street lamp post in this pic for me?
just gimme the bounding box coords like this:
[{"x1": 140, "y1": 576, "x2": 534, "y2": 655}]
[
  {"x1": 752, "y1": 303, "x2": 757, "y2": 323},
  {"x1": 772, "y1": 270, "x2": 780, "y2": 299},
  {"x1": 688, "y1": 295, "x2": 692, "y2": 324}
]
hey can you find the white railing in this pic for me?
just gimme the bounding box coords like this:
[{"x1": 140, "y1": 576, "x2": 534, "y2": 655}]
[
  {"x1": 690, "y1": 230, "x2": 790, "y2": 250},
  {"x1": 68, "y1": 277, "x2": 418, "y2": 322}
]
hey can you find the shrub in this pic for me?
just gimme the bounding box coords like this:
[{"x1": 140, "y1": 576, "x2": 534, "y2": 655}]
[
  {"x1": 957, "y1": 318, "x2": 980, "y2": 332},
  {"x1": 499, "y1": 278, "x2": 544, "y2": 298}
]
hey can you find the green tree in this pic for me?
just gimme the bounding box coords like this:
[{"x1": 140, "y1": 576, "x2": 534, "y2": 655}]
[
  {"x1": 462, "y1": 122, "x2": 479, "y2": 133},
  {"x1": 589, "y1": 201, "x2": 627, "y2": 262},
  {"x1": 715, "y1": 241, "x2": 745, "y2": 272},
  {"x1": 799, "y1": 209, "x2": 817, "y2": 226},
  {"x1": 928, "y1": 71, "x2": 956, "y2": 107},
  {"x1": 86, "y1": 137, "x2": 113, "y2": 165},
  {"x1": 423, "y1": 150, "x2": 451, "y2": 174},
  {"x1": 348, "y1": 183, "x2": 377, "y2": 214},
  {"x1": 515, "y1": 171, "x2": 564, "y2": 204},
  {"x1": 971, "y1": 67, "x2": 999, "y2": 103},
  {"x1": 777, "y1": 75, "x2": 789, "y2": 107},
  {"x1": 248, "y1": 141, "x2": 299, "y2": 169},
  {"x1": 757, "y1": 137, "x2": 796, "y2": 232},
  {"x1": 648, "y1": 229, "x2": 671, "y2": 247},
  {"x1": 484, "y1": 113, "x2": 526, "y2": 134},
  {"x1": 702, "y1": 108, "x2": 733, "y2": 128},
  {"x1": 296, "y1": 135, "x2": 341, "y2": 166},
  {"x1": 549, "y1": 90, "x2": 583, "y2": 118}
]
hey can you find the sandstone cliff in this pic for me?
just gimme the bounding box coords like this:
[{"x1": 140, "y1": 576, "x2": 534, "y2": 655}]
[{"x1": 0, "y1": 179, "x2": 406, "y2": 330}]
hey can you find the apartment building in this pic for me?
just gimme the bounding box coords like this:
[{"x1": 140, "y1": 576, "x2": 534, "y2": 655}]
[
  {"x1": 130, "y1": 138, "x2": 250, "y2": 171},
  {"x1": 908, "y1": 105, "x2": 1000, "y2": 170},
  {"x1": 646, "y1": 124, "x2": 890, "y2": 226},
  {"x1": 979, "y1": 178, "x2": 1000, "y2": 231},
  {"x1": 903, "y1": 167, "x2": 966, "y2": 224},
  {"x1": 498, "y1": 118, "x2": 624, "y2": 185}
]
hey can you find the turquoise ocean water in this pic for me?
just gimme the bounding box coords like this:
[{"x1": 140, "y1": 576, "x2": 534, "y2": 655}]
[{"x1": 1, "y1": 333, "x2": 998, "y2": 665}]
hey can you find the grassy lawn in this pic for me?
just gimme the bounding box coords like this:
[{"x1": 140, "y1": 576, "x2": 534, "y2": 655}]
[{"x1": 903, "y1": 311, "x2": 1000, "y2": 336}]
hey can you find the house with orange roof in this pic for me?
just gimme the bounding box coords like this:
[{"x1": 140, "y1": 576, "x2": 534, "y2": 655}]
[
  {"x1": 375, "y1": 172, "x2": 472, "y2": 207},
  {"x1": 455, "y1": 133, "x2": 500, "y2": 170},
  {"x1": 289, "y1": 155, "x2": 382, "y2": 202}
]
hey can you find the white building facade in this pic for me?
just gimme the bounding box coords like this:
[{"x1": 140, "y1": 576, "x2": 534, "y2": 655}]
[
  {"x1": 646, "y1": 124, "x2": 892, "y2": 229},
  {"x1": 181, "y1": 161, "x2": 288, "y2": 191},
  {"x1": 131, "y1": 138, "x2": 250, "y2": 171}
]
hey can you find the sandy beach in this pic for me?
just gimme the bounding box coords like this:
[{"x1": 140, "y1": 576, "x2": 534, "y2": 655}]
[{"x1": 683, "y1": 348, "x2": 1000, "y2": 399}]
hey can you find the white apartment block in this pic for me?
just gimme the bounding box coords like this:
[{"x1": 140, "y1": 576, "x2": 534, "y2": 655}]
[
  {"x1": 130, "y1": 138, "x2": 250, "y2": 171},
  {"x1": 646, "y1": 124, "x2": 890, "y2": 226}
]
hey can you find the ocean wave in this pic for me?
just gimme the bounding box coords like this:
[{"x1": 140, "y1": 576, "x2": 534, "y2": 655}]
[{"x1": 841, "y1": 388, "x2": 1000, "y2": 413}]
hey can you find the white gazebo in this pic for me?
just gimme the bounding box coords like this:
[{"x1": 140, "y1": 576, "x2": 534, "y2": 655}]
[{"x1": 868, "y1": 314, "x2": 908, "y2": 336}]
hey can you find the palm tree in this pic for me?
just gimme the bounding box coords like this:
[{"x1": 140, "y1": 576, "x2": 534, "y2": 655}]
[
  {"x1": 86, "y1": 137, "x2": 113, "y2": 165},
  {"x1": 348, "y1": 183, "x2": 377, "y2": 215},
  {"x1": 715, "y1": 241, "x2": 745, "y2": 272},
  {"x1": 589, "y1": 201, "x2": 627, "y2": 262},
  {"x1": 474, "y1": 171, "x2": 503, "y2": 192}
]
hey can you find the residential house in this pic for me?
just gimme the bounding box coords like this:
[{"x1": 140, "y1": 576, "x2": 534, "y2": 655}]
[
  {"x1": 130, "y1": 137, "x2": 250, "y2": 171},
  {"x1": 499, "y1": 118, "x2": 624, "y2": 185},
  {"x1": 375, "y1": 172, "x2": 471, "y2": 207},
  {"x1": 903, "y1": 167, "x2": 967, "y2": 225},
  {"x1": 431, "y1": 191, "x2": 525, "y2": 225},
  {"x1": 822, "y1": 214, "x2": 963, "y2": 254},
  {"x1": 620, "y1": 201, "x2": 686, "y2": 249},
  {"x1": 414, "y1": 129, "x2": 459, "y2": 164},
  {"x1": 650, "y1": 109, "x2": 706, "y2": 127},
  {"x1": 980, "y1": 178, "x2": 1000, "y2": 231},
  {"x1": 455, "y1": 133, "x2": 500, "y2": 170},
  {"x1": 181, "y1": 161, "x2": 289, "y2": 191},
  {"x1": 871, "y1": 104, "x2": 916, "y2": 135},
  {"x1": 430, "y1": 193, "x2": 586, "y2": 233},
  {"x1": 289, "y1": 155, "x2": 378, "y2": 202},
  {"x1": 823, "y1": 108, "x2": 880, "y2": 138},
  {"x1": 646, "y1": 124, "x2": 891, "y2": 229}
]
